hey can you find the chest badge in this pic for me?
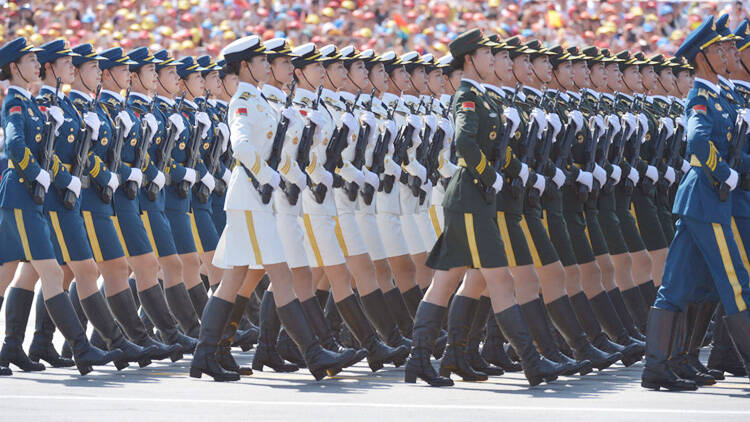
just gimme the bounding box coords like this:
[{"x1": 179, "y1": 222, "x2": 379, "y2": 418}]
[
  {"x1": 483, "y1": 101, "x2": 491, "y2": 109},
  {"x1": 489, "y1": 131, "x2": 497, "y2": 140},
  {"x1": 101, "y1": 137, "x2": 109, "y2": 146},
  {"x1": 577, "y1": 134, "x2": 584, "y2": 143},
  {"x1": 728, "y1": 132, "x2": 732, "y2": 142},
  {"x1": 292, "y1": 136, "x2": 299, "y2": 145},
  {"x1": 266, "y1": 131, "x2": 273, "y2": 140},
  {"x1": 35, "y1": 133, "x2": 42, "y2": 143},
  {"x1": 257, "y1": 105, "x2": 264, "y2": 113},
  {"x1": 715, "y1": 102, "x2": 723, "y2": 111},
  {"x1": 155, "y1": 137, "x2": 161, "y2": 145},
  {"x1": 130, "y1": 138, "x2": 138, "y2": 147},
  {"x1": 179, "y1": 142, "x2": 186, "y2": 150},
  {"x1": 203, "y1": 142, "x2": 210, "y2": 150},
  {"x1": 645, "y1": 132, "x2": 651, "y2": 141},
  {"x1": 28, "y1": 108, "x2": 35, "y2": 117},
  {"x1": 67, "y1": 134, "x2": 75, "y2": 143},
  {"x1": 514, "y1": 131, "x2": 521, "y2": 140}
]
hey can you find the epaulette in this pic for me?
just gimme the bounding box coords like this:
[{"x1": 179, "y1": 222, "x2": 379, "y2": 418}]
[
  {"x1": 238, "y1": 91, "x2": 252, "y2": 101},
  {"x1": 697, "y1": 88, "x2": 710, "y2": 100},
  {"x1": 295, "y1": 96, "x2": 313, "y2": 108},
  {"x1": 469, "y1": 87, "x2": 481, "y2": 96},
  {"x1": 266, "y1": 94, "x2": 281, "y2": 104},
  {"x1": 14, "y1": 94, "x2": 27, "y2": 102}
]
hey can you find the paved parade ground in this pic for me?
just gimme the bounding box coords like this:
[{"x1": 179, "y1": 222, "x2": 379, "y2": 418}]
[{"x1": 1, "y1": 322, "x2": 748, "y2": 422}]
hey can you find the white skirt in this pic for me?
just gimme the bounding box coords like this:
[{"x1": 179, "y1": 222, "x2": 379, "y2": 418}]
[
  {"x1": 355, "y1": 212, "x2": 387, "y2": 261},
  {"x1": 299, "y1": 213, "x2": 347, "y2": 268},
  {"x1": 213, "y1": 209, "x2": 285, "y2": 269},
  {"x1": 276, "y1": 213, "x2": 309, "y2": 269},
  {"x1": 415, "y1": 211, "x2": 438, "y2": 252},
  {"x1": 375, "y1": 212, "x2": 410, "y2": 257},
  {"x1": 400, "y1": 213, "x2": 426, "y2": 255}
]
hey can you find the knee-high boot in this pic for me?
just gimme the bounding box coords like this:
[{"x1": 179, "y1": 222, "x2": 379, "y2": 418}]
[
  {"x1": 28, "y1": 288, "x2": 74, "y2": 367},
  {"x1": 0, "y1": 297, "x2": 10, "y2": 376},
  {"x1": 466, "y1": 296, "x2": 505, "y2": 376},
  {"x1": 439, "y1": 296, "x2": 488, "y2": 381},
  {"x1": 187, "y1": 283, "x2": 209, "y2": 321},
  {"x1": 570, "y1": 292, "x2": 640, "y2": 366},
  {"x1": 383, "y1": 288, "x2": 414, "y2": 338},
  {"x1": 325, "y1": 293, "x2": 358, "y2": 348},
  {"x1": 708, "y1": 304, "x2": 747, "y2": 377},
  {"x1": 336, "y1": 294, "x2": 409, "y2": 371},
  {"x1": 667, "y1": 307, "x2": 716, "y2": 386},
  {"x1": 252, "y1": 291, "x2": 299, "y2": 373},
  {"x1": 481, "y1": 309, "x2": 522, "y2": 372},
  {"x1": 301, "y1": 297, "x2": 366, "y2": 368},
  {"x1": 359, "y1": 289, "x2": 411, "y2": 349},
  {"x1": 404, "y1": 301, "x2": 453, "y2": 386},
  {"x1": 61, "y1": 282, "x2": 86, "y2": 359},
  {"x1": 401, "y1": 286, "x2": 423, "y2": 319},
  {"x1": 621, "y1": 286, "x2": 649, "y2": 336},
  {"x1": 216, "y1": 295, "x2": 253, "y2": 375},
  {"x1": 44, "y1": 292, "x2": 124, "y2": 375},
  {"x1": 189, "y1": 296, "x2": 240, "y2": 382},
  {"x1": 686, "y1": 302, "x2": 724, "y2": 380},
  {"x1": 587, "y1": 291, "x2": 645, "y2": 365},
  {"x1": 0, "y1": 288, "x2": 45, "y2": 371},
  {"x1": 139, "y1": 284, "x2": 197, "y2": 353},
  {"x1": 608, "y1": 287, "x2": 646, "y2": 341},
  {"x1": 641, "y1": 307, "x2": 697, "y2": 391},
  {"x1": 494, "y1": 304, "x2": 567, "y2": 386},
  {"x1": 639, "y1": 280, "x2": 657, "y2": 308},
  {"x1": 722, "y1": 309, "x2": 750, "y2": 382},
  {"x1": 164, "y1": 284, "x2": 201, "y2": 337}
]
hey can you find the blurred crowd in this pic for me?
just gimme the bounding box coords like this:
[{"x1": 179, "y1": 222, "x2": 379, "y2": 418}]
[{"x1": 1, "y1": 1, "x2": 750, "y2": 62}]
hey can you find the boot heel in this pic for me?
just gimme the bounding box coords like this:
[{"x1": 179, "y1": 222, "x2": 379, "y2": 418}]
[
  {"x1": 189, "y1": 367, "x2": 203, "y2": 379},
  {"x1": 77, "y1": 364, "x2": 93, "y2": 376},
  {"x1": 438, "y1": 367, "x2": 451, "y2": 378},
  {"x1": 641, "y1": 381, "x2": 660, "y2": 390},
  {"x1": 138, "y1": 358, "x2": 152, "y2": 368},
  {"x1": 251, "y1": 361, "x2": 264, "y2": 372},
  {"x1": 404, "y1": 369, "x2": 417, "y2": 383},
  {"x1": 310, "y1": 368, "x2": 326, "y2": 381},
  {"x1": 368, "y1": 360, "x2": 383, "y2": 372},
  {"x1": 621, "y1": 355, "x2": 639, "y2": 367},
  {"x1": 543, "y1": 375, "x2": 558, "y2": 383},
  {"x1": 526, "y1": 375, "x2": 543, "y2": 387},
  {"x1": 170, "y1": 351, "x2": 183, "y2": 362},
  {"x1": 114, "y1": 360, "x2": 129, "y2": 371}
]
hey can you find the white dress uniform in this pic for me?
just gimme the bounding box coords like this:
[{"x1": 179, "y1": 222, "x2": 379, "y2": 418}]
[
  {"x1": 398, "y1": 92, "x2": 428, "y2": 255},
  {"x1": 428, "y1": 94, "x2": 457, "y2": 237},
  {"x1": 262, "y1": 81, "x2": 310, "y2": 269}
]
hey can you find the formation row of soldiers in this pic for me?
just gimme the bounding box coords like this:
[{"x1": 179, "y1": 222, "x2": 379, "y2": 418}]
[{"x1": 0, "y1": 13, "x2": 748, "y2": 391}]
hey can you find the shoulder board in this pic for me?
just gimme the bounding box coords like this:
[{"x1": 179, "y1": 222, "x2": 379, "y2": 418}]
[
  {"x1": 14, "y1": 94, "x2": 27, "y2": 102},
  {"x1": 266, "y1": 94, "x2": 281, "y2": 104},
  {"x1": 238, "y1": 91, "x2": 252, "y2": 101},
  {"x1": 697, "y1": 88, "x2": 710, "y2": 99},
  {"x1": 469, "y1": 87, "x2": 481, "y2": 96},
  {"x1": 296, "y1": 96, "x2": 312, "y2": 108}
]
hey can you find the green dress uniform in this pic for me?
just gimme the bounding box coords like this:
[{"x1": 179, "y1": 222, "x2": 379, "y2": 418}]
[{"x1": 426, "y1": 78, "x2": 507, "y2": 270}]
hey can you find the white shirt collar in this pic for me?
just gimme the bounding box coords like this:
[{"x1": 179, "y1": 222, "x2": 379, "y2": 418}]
[
  {"x1": 261, "y1": 84, "x2": 287, "y2": 103},
  {"x1": 524, "y1": 85, "x2": 543, "y2": 97},
  {"x1": 694, "y1": 77, "x2": 720, "y2": 95},
  {"x1": 462, "y1": 78, "x2": 486, "y2": 93},
  {"x1": 237, "y1": 81, "x2": 260, "y2": 98},
  {"x1": 440, "y1": 94, "x2": 452, "y2": 108},
  {"x1": 70, "y1": 89, "x2": 92, "y2": 102},
  {"x1": 601, "y1": 92, "x2": 615, "y2": 101},
  {"x1": 294, "y1": 87, "x2": 316, "y2": 105},
  {"x1": 130, "y1": 91, "x2": 151, "y2": 103},
  {"x1": 321, "y1": 88, "x2": 339, "y2": 101},
  {"x1": 718, "y1": 75, "x2": 735, "y2": 89},
  {"x1": 651, "y1": 94, "x2": 669, "y2": 103},
  {"x1": 181, "y1": 98, "x2": 198, "y2": 109},
  {"x1": 158, "y1": 95, "x2": 175, "y2": 106},
  {"x1": 567, "y1": 91, "x2": 581, "y2": 100},
  {"x1": 583, "y1": 88, "x2": 600, "y2": 99},
  {"x1": 41, "y1": 85, "x2": 65, "y2": 100},
  {"x1": 483, "y1": 83, "x2": 504, "y2": 97},
  {"x1": 402, "y1": 94, "x2": 419, "y2": 105},
  {"x1": 101, "y1": 89, "x2": 124, "y2": 103},
  {"x1": 619, "y1": 92, "x2": 633, "y2": 101},
  {"x1": 214, "y1": 99, "x2": 227, "y2": 107},
  {"x1": 733, "y1": 79, "x2": 750, "y2": 90},
  {"x1": 8, "y1": 85, "x2": 32, "y2": 100},
  {"x1": 208, "y1": 99, "x2": 217, "y2": 107},
  {"x1": 338, "y1": 90, "x2": 356, "y2": 104}
]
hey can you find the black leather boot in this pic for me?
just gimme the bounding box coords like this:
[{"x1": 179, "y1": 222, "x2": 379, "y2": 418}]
[
  {"x1": 315, "y1": 289, "x2": 329, "y2": 309},
  {"x1": 0, "y1": 288, "x2": 45, "y2": 371},
  {"x1": 481, "y1": 312, "x2": 522, "y2": 372},
  {"x1": 360, "y1": 290, "x2": 412, "y2": 349},
  {"x1": 722, "y1": 309, "x2": 750, "y2": 382},
  {"x1": 708, "y1": 305, "x2": 747, "y2": 377},
  {"x1": 187, "y1": 283, "x2": 209, "y2": 322},
  {"x1": 495, "y1": 305, "x2": 567, "y2": 386},
  {"x1": 622, "y1": 287, "x2": 649, "y2": 338},
  {"x1": 520, "y1": 298, "x2": 591, "y2": 376},
  {"x1": 336, "y1": 294, "x2": 409, "y2": 371},
  {"x1": 28, "y1": 289, "x2": 74, "y2": 368},
  {"x1": 61, "y1": 283, "x2": 86, "y2": 359},
  {"x1": 244, "y1": 291, "x2": 261, "y2": 326},
  {"x1": 466, "y1": 296, "x2": 504, "y2": 376},
  {"x1": 639, "y1": 280, "x2": 657, "y2": 309},
  {"x1": 383, "y1": 288, "x2": 414, "y2": 338},
  {"x1": 252, "y1": 291, "x2": 299, "y2": 373},
  {"x1": 189, "y1": 296, "x2": 240, "y2": 381},
  {"x1": 301, "y1": 297, "x2": 366, "y2": 368},
  {"x1": 667, "y1": 309, "x2": 715, "y2": 386},
  {"x1": 200, "y1": 273, "x2": 210, "y2": 291},
  {"x1": 641, "y1": 307, "x2": 697, "y2": 391},
  {"x1": 45, "y1": 292, "x2": 124, "y2": 375},
  {"x1": 164, "y1": 284, "x2": 201, "y2": 338},
  {"x1": 588, "y1": 291, "x2": 645, "y2": 365},
  {"x1": 139, "y1": 284, "x2": 197, "y2": 353},
  {"x1": 216, "y1": 295, "x2": 253, "y2": 376},
  {"x1": 404, "y1": 302, "x2": 453, "y2": 386},
  {"x1": 232, "y1": 323, "x2": 259, "y2": 352},
  {"x1": 571, "y1": 292, "x2": 639, "y2": 366},
  {"x1": 687, "y1": 302, "x2": 724, "y2": 380},
  {"x1": 277, "y1": 328, "x2": 306, "y2": 367},
  {"x1": 439, "y1": 296, "x2": 488, "y2": 381},
  {"x1": 401, "y1": 286, "x2": 423, "y2": 319},
  {"x1": 107, "y1": 289, "x2": 184, "y2": 362},
  {"x1": 0, "y1": 296, "x2": 9, "y2": 376},
  {"x1": 324, "y1": 293, "x2": 347, "y2": 344},
  {"x1": 609, "y1": 288, "x2": 646, "y2": 341},
  {"x1": 82, "y1": 292, "x2": 159, "y2": 370},
  {"x1": 276, "y1": 299, "x2": 358, "y2": 380},
  {"x1": 546, "y1": 296, "x2": 621, "y2": 371}
]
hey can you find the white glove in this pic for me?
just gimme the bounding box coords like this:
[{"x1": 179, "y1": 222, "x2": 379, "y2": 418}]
[
  {"x1": 405, "y1": 160, "x2": 427, "y2": 183},
  {"x1": 609, "y1": 164, "x2": 622, "y2": 184},
  {"x1": 622, "y1": 112, "x2": 637, "y2": 139},
  {"x1": 83, "y1": 112, "x2": 101, "y2": 141},
  {"x1": 681, "y1": 159, "x2": 691, "y2": 174},
  {"x1": 309, "y1": 109, "x2": 327, "y2": 128},
  {"x1": 183, "y1": 167, "x2": 197, "y2": 185},
  {"x1": 66, "y1": 175, "x2": 81, "y2": 198},
  {"x1": 547, "y1": 113, "x2": 562, "y2": 140},
  {"x1": 552, "y1": 167, "x2": 566, "y2": 189},
  {"x1": 407, "y1": 114, "x2": 424, "y2": 133},
  {"x1": 421, "y1": 179, "x2": 432, "y2": 194},
  {"x1": 127, "y1": 167, "x2": 143, "y2": 188},
  {"x1": 627, "y1": 167, "x2": 640, "y2": 185},
  {"x1": 200, "y1": 172, "x2": 215, "y2": 193},
  {"x1": 107, "y1": 171, "x2": 120, "y2": 191},
  {"x1": 168, "y1": 113, "x2": 187, "y2": 136},
  {"x1": 645, "y1": 165, "x2": 659, "y2": 183},
  {"x1": 48, "y1": 105, "x2": 64, "y2": 135},
  {"x1": 726, "y1": 169, "x2": 739, "y2": 191},
  {"x1": 339, "y1": 162, "x2": 365, "y2": 186},
  {"x1": 311, "y1": 167, "x2": 333, "y2": 190},
  {"x1": 576, "y1": 170, "x2": 593, "y2": 192},
  {"x1": 606, "y1": 114, "x2": 621, "y2": 137},
  {"x1": 740, "y1": 109, "x2": 750, "y2": 133},
  {"x1": 570, "y1": 110, "x2": 584, "y2": 134},
  {"x1": 503, "y1": 107, "x2": 521, "y2": 136},
  {"x1": 664, "y1": 166, "x2": 676, "y2": 186},
  {"x1": 143, "y1": 113, "x2": 159, "y2": 142},
  {"x1": 221, "y1": 167, "x2": 232, "y2": 186},
  {"x1": 530, "y1": 108, "x2": 547, "y2": 138},
  {"x1": 424, "y1": 114, "x2": 437, "y2": 134},
  {"x1": 518, "y1": 162, "x2": 530, "y2": 185},
  {"x1": 637, "y1": 113, "x2": 649, "y2": 140},
  {"x1": 531, "y1": 174, "x2": 546, "y2": 194},
  {"x1": 152, "y1": 170, "x2": 166, "y2": 190},
  {"x1": 281, "y1": 107, "x2": 297, "y2": 122},
  {"x1": 592, "y1": 164, "x2": 607, "y2": 186},
  {"x1": 677, "y1": 115, "x2": 687, "y2": 131},
  {"x1": 341, "y1": 112, "x2": 358, "y2": 135},
  {"x1": 361, "y1": 112, "x2": 377, "y2": 134},
  {"x1": 196, "y1": 112, "x2": 211, "y2": 139},
  {"x1": 384, "y1": 120, "x2": 398, "y2": 139},
  {"x1": 363, "y1": 168, "x2": 380, "y2": 189},
  {"x1": 384, "y1": 156, "x2": 402, "y2": 178},
  {"x1": 491, "y1": 172, "x2": 504, "y2": 192},
  {"x1": 117, "y1": 111, "x2": 134, "y2": 136},
  {"x1": 659, "y1": 117, "x2": 675, "y2": 139},
  {"x1": 217, "y1": 122, "x2": 230, "y2": 152},
  {"x1": 438, "y1": 117, "x2": 454, "y2": 142},
  {"x1": 590, "y1": 115, "x2": 606, "y2": 136}
]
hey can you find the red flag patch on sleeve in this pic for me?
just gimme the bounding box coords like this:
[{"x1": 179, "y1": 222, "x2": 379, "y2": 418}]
[
  {"x1": 693, "y1": 104, "x2": 707, "y2": 114},
  {"x1": 9, "y1": 106, "x2": 21, "y2": 115},
  {"x1": 236, "y1": 107, "x2": 248, "y2": 116},
  {"x1": 461, "y1": 101, "x2": 475, "y2": 111},
  {"x1": 39, "y1": 106, "x2": 47, "y2": 113},
  {"x1": 299, "y1": 110, "x2": 308, "y2": 116}
]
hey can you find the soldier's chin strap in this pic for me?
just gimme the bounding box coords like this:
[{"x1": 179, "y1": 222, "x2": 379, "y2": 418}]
[
  {"x1": 221, "y1": 79, "x2": 231, "y2": 99},
  {"x1": 552, "y1": 69, "x2": 566, "y2": 92},
  {"x1": 700, "y1": 51, "x2": 720, "y2": 77},
  {"x1": 469, "y1": 55, "x2": 488, "y2": 83},
  {"x1": 447, "y1": 76, "x2": 457, "y2": 93},
  {"x1": 299, "y1": 68, "x2": 317, "y2": 93},
  {"x1": 622, "y1": 76, "x2": 636, "y2": 96},
  {"x1": 656, "y1": 76, "x2": 671, "y2": 97},
  {"x1": 243, "y1": 60, "x2": 262, "y2": 89},
  {"x1": 347, "y1": 73, "x2": 367, "y2": 93},
  {"x1": 12, "y1": 62, "x2": 32, "y2": 86},
  {"x1": 740, "y1": 56, "x2": 750, "y2": 78}
]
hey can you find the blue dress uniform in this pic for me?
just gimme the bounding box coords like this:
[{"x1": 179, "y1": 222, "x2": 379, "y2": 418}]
[
  {"x1": 210, "y1": 95, "x2": 229, "y2": 232},
  {"x1": 0, "y1": 38, "x2": 70, "y2": 263},
  {"x1": 97, "y1": 48, "x2": 162, "y2": 258},
  {"x1": 165, "y1": 57, "x2": 209, "y2": 255}
]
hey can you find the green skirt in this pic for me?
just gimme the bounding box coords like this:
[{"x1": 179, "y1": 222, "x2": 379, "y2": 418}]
[{"x1": 426, "y1": 209, "x2": 508, "y2": 270}]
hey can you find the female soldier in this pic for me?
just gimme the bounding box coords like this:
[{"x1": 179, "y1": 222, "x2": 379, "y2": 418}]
[
  {"x1": 404, "y1": 29, "x2": 566, "y2": 387},
  {"x1": 192, "y1": 36, "x2": 357, "y2": 382},
  {"x1": 0, "y1": 37, "x2": 122, "y2": 376}
]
